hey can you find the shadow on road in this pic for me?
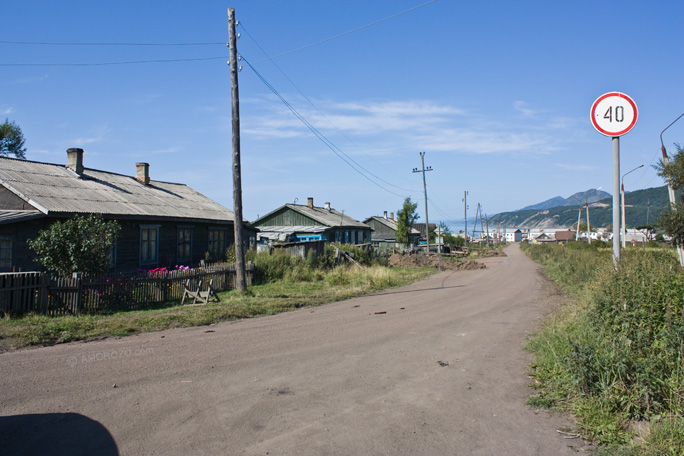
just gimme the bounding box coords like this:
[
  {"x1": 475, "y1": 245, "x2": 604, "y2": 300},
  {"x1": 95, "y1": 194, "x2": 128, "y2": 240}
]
[
  {"x1": 364, "y1": 284, "x2": 465, "y2": 298},
  {"x1": 0, "y1": 412, "x2": 119, "y2": 456}
]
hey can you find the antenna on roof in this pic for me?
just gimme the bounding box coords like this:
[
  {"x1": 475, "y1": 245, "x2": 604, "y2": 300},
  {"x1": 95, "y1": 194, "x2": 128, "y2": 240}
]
[{"x1": 293, "y1": 198, "x2": 298, "y2": 205}]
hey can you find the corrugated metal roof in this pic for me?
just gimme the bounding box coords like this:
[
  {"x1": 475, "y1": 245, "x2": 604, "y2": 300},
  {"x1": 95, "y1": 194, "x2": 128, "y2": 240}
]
[
  {"x1": 284, "y1": 204, "x2": 369, "y2": 228},
  {"x1": 0, "y1": 210, "x2": 45, "y2": 225},
  {"x1": 364, "y1": 216, "x2": 420, "y2": 234},
  {"x1": 0, "y1": 157, "x2": 235, "y2": 222},
  {"x1": 257, "y1": 226, "x2": 329, "y2": 234}
]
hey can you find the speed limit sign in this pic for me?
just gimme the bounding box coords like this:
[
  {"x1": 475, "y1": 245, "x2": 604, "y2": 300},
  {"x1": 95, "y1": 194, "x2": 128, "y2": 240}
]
[{"x1": 590, "y1": 92, "x2": 638, "y2": 137}]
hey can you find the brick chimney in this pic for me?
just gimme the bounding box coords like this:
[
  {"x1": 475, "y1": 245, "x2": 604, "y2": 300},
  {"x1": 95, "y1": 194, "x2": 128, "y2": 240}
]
[
  {"x1": 383, "y1": 211, "x2": 388, "y2": 219},
  {"x1": 136, "y1": 162, "x2": 150, "y2": 185},
  {"x1": 307, "y1": 197, "x2": 314, "y2": 209},
  {"x1": 66, "y1": 148, "x2": 84, "y2": 175},
  {"x1": 390, "y1": 212, "x2": 394, "y2": 221},
  {"x1": 325, "y1": 202, "x2": 331, "y2": 211}
]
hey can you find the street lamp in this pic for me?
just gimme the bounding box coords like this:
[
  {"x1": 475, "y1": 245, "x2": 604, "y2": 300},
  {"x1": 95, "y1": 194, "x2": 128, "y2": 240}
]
[{"x1": 621, "y1": 164, "x2": 643, "y2": 248}]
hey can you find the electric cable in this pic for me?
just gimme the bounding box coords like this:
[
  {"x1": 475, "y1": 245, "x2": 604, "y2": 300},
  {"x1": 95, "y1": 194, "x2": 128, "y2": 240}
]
[
  {"x1": 251, "y1": 0, "x2": 438, "y2": 64},
  {"x1": 239, "y1": 22, "x2": 420, "y2": 194},
  {"x1": 0, "y1": 56, "x2": 227, "y2": 67},
  {"x1": 241, "y1": 55, "x2": 407, "y2": 199}
]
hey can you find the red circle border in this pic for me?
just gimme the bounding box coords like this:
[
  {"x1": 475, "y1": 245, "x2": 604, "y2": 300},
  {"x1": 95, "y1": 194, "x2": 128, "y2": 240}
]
[{"x1": 590, "y1": 92, "x2": 638, "y2": 137}]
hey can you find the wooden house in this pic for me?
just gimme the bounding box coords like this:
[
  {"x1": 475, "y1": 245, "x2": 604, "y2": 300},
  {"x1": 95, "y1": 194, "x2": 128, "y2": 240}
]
[
  {"x1": 554, "y1": 230, "x2": 576, "y2": 243},
  {"x1": 363, "y1": 212, "x2": 421, "y2": 250},
  {"x1": 0, "y1": 149, "x2": 256, "y2": 272},
  {"x1": 253, "y1": 198, "x2": 371, "y2": 245}
]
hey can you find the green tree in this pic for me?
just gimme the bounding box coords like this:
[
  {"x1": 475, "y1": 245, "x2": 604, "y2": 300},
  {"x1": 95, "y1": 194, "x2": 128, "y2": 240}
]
[
  {"x1": 28, "y1": 214, "x2": 120, "y2": 277},
  {"x1": 656, "y1": 143, "x2": 684, "y2": 248},
  {"x1": 395, "y1": 197, "x2": 418, "y2": 247},
  {"x1": 0, "y1": 119, "x2": 27, "y2": 159},
  {"x1": 438, "y1": 221, "x2": 464, "y2": 247}
]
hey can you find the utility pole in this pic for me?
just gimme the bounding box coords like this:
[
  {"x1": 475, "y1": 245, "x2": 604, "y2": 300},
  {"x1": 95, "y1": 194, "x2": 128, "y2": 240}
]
[
  {"x1": 463, "y1": 191, "x2": 468, "y2": 248},
  {"x1": 586, "y1": 201, "x2": 591, "y2": 245},
  {"x1": 575, "y1": 203, "x2": 582, "y2": 241},
  {"x1": 472, "y1": 203, "x2": 480, "y2": 244},
  {"x1": 484, "y1": 213, "x2": 490, "y2": 247},
  {"x1": 660, "y1": 113, "x2": 684, "y2": 267},
  {"x1": 413, "y1": 152, "x2": 432, "y2": 254},
  {"x1": 622, "y1": 164, "x2": 644, "y2": 249},
  {"x1": 228, "y1": 8, "x2": 246, "y2": 292}
]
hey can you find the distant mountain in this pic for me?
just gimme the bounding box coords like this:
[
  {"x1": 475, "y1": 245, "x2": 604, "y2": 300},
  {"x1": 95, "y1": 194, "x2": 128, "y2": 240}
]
[
  {"x1": 519, "y1": 189, "x2": 612, "y2": 211},
  {"x1": 490, "y1": 186, "x2": 671, "y2": 229}
]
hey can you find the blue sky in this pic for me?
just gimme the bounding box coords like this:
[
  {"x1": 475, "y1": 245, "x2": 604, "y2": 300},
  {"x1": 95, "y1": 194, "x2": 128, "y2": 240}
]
[{"x1": 2, "y1": 1, "x2": 683, "y2": 225}]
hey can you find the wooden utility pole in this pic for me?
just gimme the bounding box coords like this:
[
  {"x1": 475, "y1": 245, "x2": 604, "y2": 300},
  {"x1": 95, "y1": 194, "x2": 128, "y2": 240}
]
[
  {"x1": 412, "y1": 152, "x2": 432, "y2": 254},
  {"x1": 585, "y1": 201, "x2": 591, "y2": 245},
  {"x1": 660, "y1": 113, "x2": 684, "y2": 267},
  {"x1": 228, "y1": 8, "x2": 246, "y2": 292},
  {"x1": 463, "y1": 191, "x2": 468, "y2": 247}
]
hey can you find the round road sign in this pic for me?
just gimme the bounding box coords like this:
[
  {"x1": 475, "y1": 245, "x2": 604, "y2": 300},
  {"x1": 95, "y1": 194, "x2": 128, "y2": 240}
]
[{"x1": 590, "y1": 92, "x2": 638, "y2": 137}]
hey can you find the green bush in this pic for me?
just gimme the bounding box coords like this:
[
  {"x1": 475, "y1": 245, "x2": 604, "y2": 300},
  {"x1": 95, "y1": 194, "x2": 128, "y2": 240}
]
[{"x1": 524, "y1": 243, "x2": 684, "y2": 449}]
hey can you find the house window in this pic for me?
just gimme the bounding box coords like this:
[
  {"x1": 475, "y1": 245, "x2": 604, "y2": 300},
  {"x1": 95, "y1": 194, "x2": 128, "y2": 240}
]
[
  {"x1": 140, "y1": 226, "x2": 159, "y2": 265},
  {"x1": 177, "y1": 228, "x2": 193, "y2": 262},
  {"x1": 208, "y1": 229, "x2": 227, "y2": 260},
  {"x1": 108, "y1": 240, "x2": 117, "y2": 269},
  {"x1": 0, "y1": 237, "x2": 12, "y2": 269},
  {"x1": 335, "y1": 230, "x2": 342, "y2": 243},
  {"x1": 344, "y1": 230, "x2": 350, "y2": 244}
]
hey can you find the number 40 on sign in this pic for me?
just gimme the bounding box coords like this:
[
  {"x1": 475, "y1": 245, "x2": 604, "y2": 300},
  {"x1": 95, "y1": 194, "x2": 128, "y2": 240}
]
[{"x1": 590, "y1": 92, "x2": 638, "y2": 137}]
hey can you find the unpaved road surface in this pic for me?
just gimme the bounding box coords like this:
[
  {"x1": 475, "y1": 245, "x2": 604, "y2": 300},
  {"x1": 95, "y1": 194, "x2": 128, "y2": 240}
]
[{"x1": 0, "y1": 244, "x2": 592, "y2": 455}]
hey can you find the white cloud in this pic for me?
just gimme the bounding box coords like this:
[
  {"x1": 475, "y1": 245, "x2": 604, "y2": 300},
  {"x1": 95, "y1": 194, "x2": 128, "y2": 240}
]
[
  {"x1": 513, "y1": 100, "x2": 538, "y2": 116},
  {"x1": 11, "y1": 74, "x2": 48, "y2": 84},
  {"x1": 241, "y1": 95, "x2": 579, "y2": 158},
  {"x1": 71, "y1": 124, "x2": 110, "y2": 146},
  {"x1": 1, "y1": 107, "x2": 14, "y2": 115},
  {"x1": 556, "y1": 163, "x2": 597, "y2": 171}
]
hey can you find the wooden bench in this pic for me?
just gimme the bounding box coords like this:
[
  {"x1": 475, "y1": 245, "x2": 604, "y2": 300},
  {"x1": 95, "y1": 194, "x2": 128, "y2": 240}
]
[{"x1": 181, "y1": 279, "x2": 220, "y2": 305}]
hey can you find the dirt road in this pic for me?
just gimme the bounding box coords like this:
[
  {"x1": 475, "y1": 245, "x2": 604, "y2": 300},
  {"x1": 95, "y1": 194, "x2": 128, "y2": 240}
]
[{"x1": 0, "y1": 244, "x2": 591, "y2": 455}]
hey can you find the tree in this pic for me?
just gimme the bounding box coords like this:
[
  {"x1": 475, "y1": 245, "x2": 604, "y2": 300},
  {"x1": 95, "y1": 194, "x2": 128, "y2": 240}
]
[
  {"x1": 0, "y1": 119, "x2": 27, "y2": 159},
  {"x1": 395, "y1": 197, "x2": 418, "y2": 247},
  {"x1": 438, "y1": 221, "x2": 464, "y2": 247},
  {"x1": 28, "y1": 214, "x2": 120, "y2": 277},
  {"x1": 656, "y1": 143, "x2": 684, "y2": 249},
  {"x1": 635, "y1": 224, "x2": 654, "y2": 241}
]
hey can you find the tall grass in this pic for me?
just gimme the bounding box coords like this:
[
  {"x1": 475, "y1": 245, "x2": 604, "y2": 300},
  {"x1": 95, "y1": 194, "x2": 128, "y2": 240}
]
[
  {"x1": 248, "y1": 244, "x2": 387, "y2": 284},
  {"x1": 523, "y1": 242, "x2": 684, "y2": 452},
  {"x1": 1, "y1": 248, "x2": 432, "y2": 348}
]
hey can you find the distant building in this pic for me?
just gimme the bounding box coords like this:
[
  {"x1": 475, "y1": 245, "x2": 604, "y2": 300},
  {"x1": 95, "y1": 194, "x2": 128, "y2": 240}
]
[
  {"x1": 363, "y1": 212, "x2": 421, "y2": 250},
  {"x1": 253, "y1": 198, "x2": 371, "y2": 246},
  {"x1": 554, "y1": 230, "x2": 576, "y2": 243}
]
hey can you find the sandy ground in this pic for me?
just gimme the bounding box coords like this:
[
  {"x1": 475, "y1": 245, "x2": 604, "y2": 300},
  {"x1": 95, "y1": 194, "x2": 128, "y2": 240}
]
[{"x1": 0, "y1": 244, "x2": 592, "y2": 455}]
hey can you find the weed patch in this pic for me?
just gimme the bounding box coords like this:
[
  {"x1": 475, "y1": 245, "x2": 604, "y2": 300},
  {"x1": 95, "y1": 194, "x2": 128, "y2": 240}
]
[{"x1": 522, "y1": 242, "x2": 684, "y2": 453}]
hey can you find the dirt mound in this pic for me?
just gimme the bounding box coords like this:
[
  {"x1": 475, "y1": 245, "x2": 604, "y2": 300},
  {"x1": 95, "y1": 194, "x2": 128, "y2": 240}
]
[
  {"x1": 469, "y1": 249, "x2": 507, "y2": 258},
  {"x1": 388, "y1": 253, "x2": 485, "y2": 271}
]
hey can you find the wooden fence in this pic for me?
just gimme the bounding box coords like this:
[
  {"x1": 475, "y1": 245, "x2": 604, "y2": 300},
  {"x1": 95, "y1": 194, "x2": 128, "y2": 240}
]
[{"x1": 0, "y1": 262, "x2": 254, "y2": 316}]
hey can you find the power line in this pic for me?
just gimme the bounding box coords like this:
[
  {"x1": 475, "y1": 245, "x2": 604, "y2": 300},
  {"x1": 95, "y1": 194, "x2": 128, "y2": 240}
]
[
  {"x1": 0, "y1": 56, "x2": 227, "y2": 67},
  {"x1": 251, "y1": 0, "x2": 438, "y2": 64},
  {"x1": 0, "y1": 40, "x2": 224, "y2": 46},
  {"x1": 240, "y1": 55, "x2": 406, "y2": 199},
  {"x1": 239, "y1": 22, "x2": 419, "y2": 194},
  {"x1": 1, "y1": 1, "x2": 438, "y2": 68}
]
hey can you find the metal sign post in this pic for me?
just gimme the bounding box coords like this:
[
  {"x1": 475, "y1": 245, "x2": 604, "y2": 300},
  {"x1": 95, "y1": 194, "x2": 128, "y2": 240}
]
[{"x1": 590, "y1": 92, "x2": 638, "y2": 266}]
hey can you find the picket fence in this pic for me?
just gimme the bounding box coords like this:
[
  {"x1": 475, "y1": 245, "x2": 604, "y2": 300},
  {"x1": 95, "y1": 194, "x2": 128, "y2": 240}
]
[{"x1": 0, "y1": 262, "x2": 254, "y2": 316}]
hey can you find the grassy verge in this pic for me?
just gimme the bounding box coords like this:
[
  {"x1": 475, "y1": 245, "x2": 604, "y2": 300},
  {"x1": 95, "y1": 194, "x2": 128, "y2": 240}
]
[
  {"x1": 522, "y1": 242, "x2": 684, "y2": 454},
  {"x1": 0, "y1": 264, "x2": 434, "y2": 350}
]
